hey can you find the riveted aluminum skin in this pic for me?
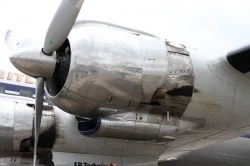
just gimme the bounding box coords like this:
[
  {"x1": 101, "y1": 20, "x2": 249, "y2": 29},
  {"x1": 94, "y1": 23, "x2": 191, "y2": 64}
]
[
  {"x1": 0, "y1": 99, "x2": 56, "y2": 152},
  {"x1": 0, "y1": 100, "x2": 33, "y2": 152},
  {"x1": 78, "y1": 106, "x2": 204, "y2": 141},
  {"x1": 78, "y1": 111, "x2": 179, "y2": 141},
  {"x1": 13, "y1": 103, "x2": 33, "y2": 151},
  {"x1": 47, "y1": 22, "x2": 194, "y2": 118},
  {"x1": 85, "y1": 117, "x2": 162, "y2": 141}
]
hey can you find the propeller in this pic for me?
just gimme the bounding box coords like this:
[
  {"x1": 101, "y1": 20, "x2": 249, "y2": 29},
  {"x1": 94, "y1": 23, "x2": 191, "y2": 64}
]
[
  {"x1": 33, "y1": 0, "x2": 84, "y2": 164},
  {"x1": 6, "y1": 0, "x2": 84, "y2": 165},
  {"x1": 33, "y1": 77, "x2": 44, "y2": 165},
  {"x1": 43, "y1": 0, "x2": 84, "y2": 55}
]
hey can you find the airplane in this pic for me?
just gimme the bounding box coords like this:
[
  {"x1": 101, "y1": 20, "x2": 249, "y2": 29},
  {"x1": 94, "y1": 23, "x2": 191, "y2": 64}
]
[
  {"x1": 1, "y1": 70, "x2": 250, "y2": 166},
  {"x1": 2, "y1": 0, "x2": 250, "y2": 165}
]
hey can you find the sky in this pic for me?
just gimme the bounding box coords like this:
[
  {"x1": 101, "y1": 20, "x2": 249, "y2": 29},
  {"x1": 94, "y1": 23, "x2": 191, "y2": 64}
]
[{"x1": 0, "y1": 0, "x2": 250, "y2": 66}]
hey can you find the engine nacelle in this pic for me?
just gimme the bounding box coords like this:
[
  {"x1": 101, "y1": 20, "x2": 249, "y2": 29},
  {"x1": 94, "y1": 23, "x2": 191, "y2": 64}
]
[
  {"x1": 78, "y1": 117, "x2": 178, "y2": 141},
  {"x1": 77, "y1": 107, "x2": 205, "y2": 142},
  {"x1": 46, "y1": 21, "x2": 194, "y2": 118},
  {"x1": 0, "y1": 99, "x2": 55, "y2": 153}
]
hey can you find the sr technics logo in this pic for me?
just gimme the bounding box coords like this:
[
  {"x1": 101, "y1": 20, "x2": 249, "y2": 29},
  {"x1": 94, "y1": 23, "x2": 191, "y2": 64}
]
[{"x1": 74, "y1": 162, "x2": 116, "y2": 166}]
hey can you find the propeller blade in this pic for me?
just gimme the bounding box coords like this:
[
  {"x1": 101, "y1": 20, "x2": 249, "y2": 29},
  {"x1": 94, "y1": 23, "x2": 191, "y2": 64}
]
[
  {"x1": 33, "y1": 77, "x2": 44, "y2": 166},
  {"x1": 43, "y1": 0, "x2": 84, "y2": 55}
]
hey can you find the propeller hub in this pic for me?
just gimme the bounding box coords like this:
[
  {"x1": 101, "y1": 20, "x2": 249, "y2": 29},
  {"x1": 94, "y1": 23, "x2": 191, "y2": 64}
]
[{"x1": 10, "y1": 47, "x2": 56, "y2": 79}]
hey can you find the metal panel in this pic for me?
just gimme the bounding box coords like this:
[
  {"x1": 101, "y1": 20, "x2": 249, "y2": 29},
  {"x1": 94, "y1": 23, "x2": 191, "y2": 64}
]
[
  {"x1": 168, "y1": 52, "x2": 193, "y2": 75},
  {"x1": 94, "y1": 117, "x2": 161, "y2": 141},
  {"x1": 140, "y1": 35, "x2": 168, "y2": 103},
  {"x1": 13, "y1": 103, "x2": 33, "y2": 151},
  {"x1": 53, "y1": 108, "x2": 165, "y2": 157},
  {"x1": 48, "y1": 24, "x2": 194, "y2": 119},
  {"x1": 0, "y1": 100, "x2": 15, "y2": 151},
  {"x1": 50, "y1": 87, "x2": 135, "y2": 117},
  {"x1": 66, "y1": 26, "x2": 142, "y2": 106}
]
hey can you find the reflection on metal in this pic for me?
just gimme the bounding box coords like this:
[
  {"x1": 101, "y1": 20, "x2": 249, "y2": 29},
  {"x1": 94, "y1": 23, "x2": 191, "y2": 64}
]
[
  {"x1": 79, "y1": 117, "x2": 163, "y2": 141},
  {"x1": 150, "y1": 43, "x2": 194, "y2": 117},
  {"x1": 0, "y1": 101, "x2": 34, "y2": 152},
  {"x1": 8, "y1": 21, "x2": 194, "y2": 120},
  {"x1": 78, "y1": 107, "x2": 204, "y2": 142},
  {"x1": 10, "y1": 47, "x2": 56, "y2": 79},
  {"x1": 0, "y1": 100, "x2": 55, "y2": 153},
  {"x1": 44, "y1": 23, "x2": 194, "y2": 119},
  {"x1": 13, "y1": 103, "x2": 33, "y2": 151}
]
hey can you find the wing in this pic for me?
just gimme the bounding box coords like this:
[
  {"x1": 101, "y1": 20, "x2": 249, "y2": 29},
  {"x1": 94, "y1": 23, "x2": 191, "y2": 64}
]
[{"x1": 159, "y1": 136, "x2": 250, "y2": 166}]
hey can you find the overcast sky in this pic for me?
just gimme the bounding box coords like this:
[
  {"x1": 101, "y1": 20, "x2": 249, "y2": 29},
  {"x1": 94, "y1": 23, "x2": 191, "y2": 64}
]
[{"x1": 0, "y1": 0, "x2": 250, "y2": 65}]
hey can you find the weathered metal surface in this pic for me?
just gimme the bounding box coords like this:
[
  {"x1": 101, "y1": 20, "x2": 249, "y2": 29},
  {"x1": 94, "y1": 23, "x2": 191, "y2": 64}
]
[
  {"x1": 77, "y1": 105, "x2": 203, "y2": 142},
  {"x1": 0, "y1": 99, "x2": 55, "y2": 153},
  {"x1": 0, "y1": 100, "x2": 15, "y2": 152},
  {"x1": 140, "y1": 35, "x2": 168, "y2": 103},
  {"x1": 38, "y1": 107, "x2": 56, "y2": 148},
  {"x1": 13, "y1": 103, "x2": 33, "y2": 151},
  {"x1": 53, "y1": 107, "x2": 168, "y2": 157},
  {"x1": 66, "y1": 25, "x2": 143, "y2": 106},
  {"x1": 46, "y1": 23, "x2": 194, "y2": 119},
  {"x1": 80, "y1": 117, "x2": 161, "y2": 141}
]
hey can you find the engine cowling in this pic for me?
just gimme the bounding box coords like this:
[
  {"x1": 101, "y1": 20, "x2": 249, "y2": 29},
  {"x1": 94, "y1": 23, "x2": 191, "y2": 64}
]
[
  {"x1": 0, "y1": 99, "x2": 55, "y2": 153},
  {"x1": 45, "y1": 21, "x2": 194, "y2": 119}
]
